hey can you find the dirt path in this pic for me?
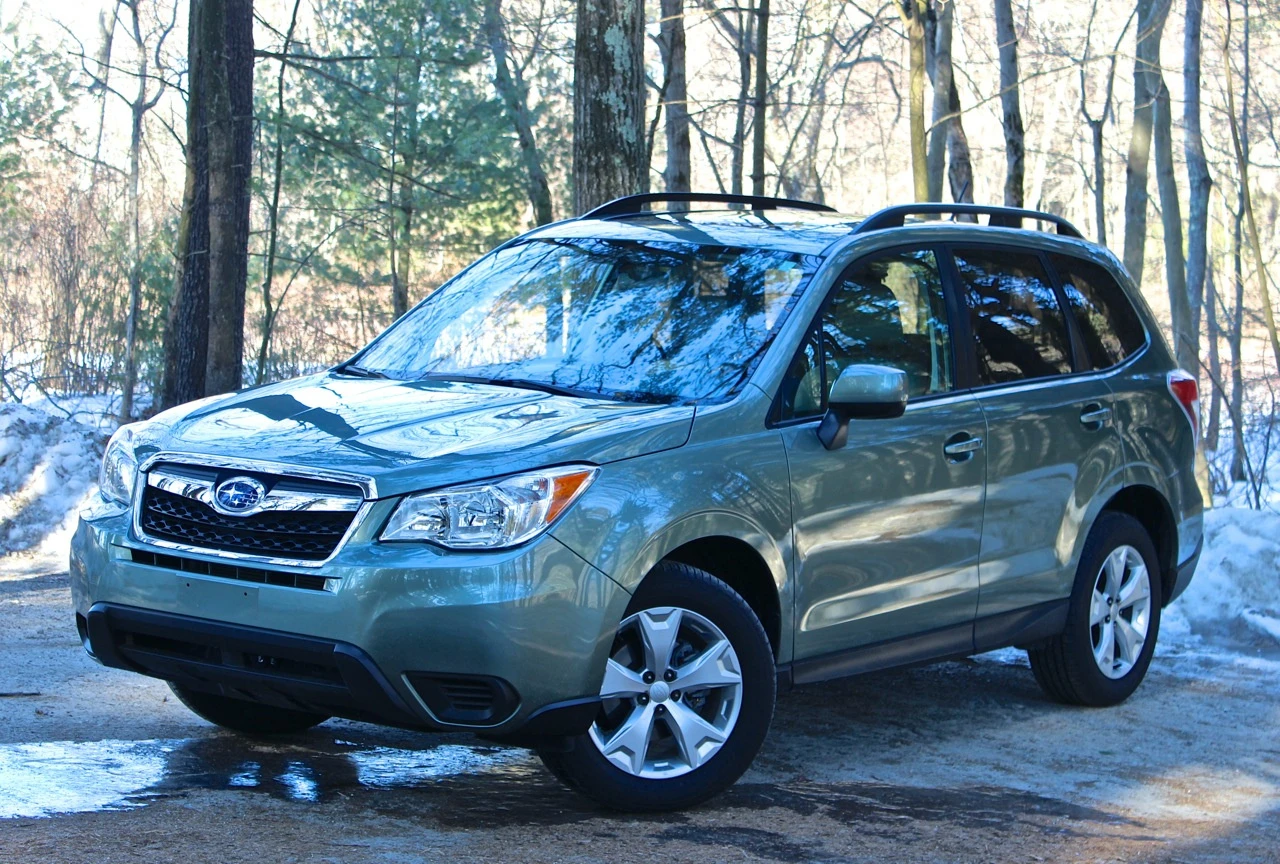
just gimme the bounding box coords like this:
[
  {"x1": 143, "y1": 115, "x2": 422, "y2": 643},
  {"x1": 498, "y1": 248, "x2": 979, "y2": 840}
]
[{"x1": 2, "y1": 551, "x2": 1277, "y2": 863}]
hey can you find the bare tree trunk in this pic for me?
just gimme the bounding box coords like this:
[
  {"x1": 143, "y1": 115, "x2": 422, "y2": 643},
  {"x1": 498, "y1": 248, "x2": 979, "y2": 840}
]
[
  {"x1": 573, "y1": 0, "x2": 646, "y2": 213},
  {"x1": 659, "y1": 0, "x2": 691, "y2": 198},
  {"x1": 728, "y1": 1, "x2": 754, "y2": 196},
  {"x1": 1230, "y1": 207, "x2": 1246, "y2": 482},
  {"x1": 750, "y1": 0, "x2": 769, "y2": 196},
  {"x1": 255, "y1": 0, "x2": 302, "y2": 385},
  {"x1": 161, "y1": 0, "x2": 211, "y2": 410},
  {"x1": 203, "y1": 0, "x2": 253, "y2": 395},
  {"x1": 1122, "y1": 0, "x2": 1169, "y2": 287},
  {"x1": 1184, "y1": 0, "x2": 1210, "y2": 343},
  {"x1": 486, "y1": 0, "x2": 554, "y2": 225},
  {"x1": 1225, "y1": 22, "x2": 1280, "y2": 379},
  {"x1": 1206, "y1": 258, "x2": 1222, "y2": 451},
  {"x1": 1155, "y1": 82, "x2": 1193, "y2": 372},
  {"x1": 925, "y1": 0, "x2": 953, "y2": 203},
  {"x1": 946, "y1": 81, "x2": 974, "y2": 207},
  {"x1": 392, "y1": 18, "x2": 424, "y2": 321},
  {"x1": 898, "y1": 0, "x2": 927, "y2": 202},
  {"x1": 119, "y1": 1, "x2": 147, "y2": 423},
  {"x1": 993, "y1": 0, "x2": 1025, "y2": 207}
]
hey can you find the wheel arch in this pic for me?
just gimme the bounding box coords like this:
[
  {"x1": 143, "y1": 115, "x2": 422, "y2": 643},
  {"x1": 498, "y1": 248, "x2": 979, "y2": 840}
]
[
  {"x1": 661, "y1": 536, "x2": 784, "y2": 661},
  {"x1": 615, "y1": 513, "x2": 790, "y2": 664},
  {"x1": 1098, "y1": 484, "x2": 1178, "y2": 606}
]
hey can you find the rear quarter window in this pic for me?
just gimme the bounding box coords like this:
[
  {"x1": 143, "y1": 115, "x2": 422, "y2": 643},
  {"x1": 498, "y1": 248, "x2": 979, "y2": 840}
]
[{"x1": 1049, "y1": 253, "x2": 1147, "y2": 369}]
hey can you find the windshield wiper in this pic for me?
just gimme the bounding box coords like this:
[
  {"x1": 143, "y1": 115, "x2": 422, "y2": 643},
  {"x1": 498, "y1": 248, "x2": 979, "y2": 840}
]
[
  {"x1": 417, "y1": 373, "x2": 674, "y2": 404},
  {"x1": 336, "y1": 363, "x2": 389, "y2": 379}
]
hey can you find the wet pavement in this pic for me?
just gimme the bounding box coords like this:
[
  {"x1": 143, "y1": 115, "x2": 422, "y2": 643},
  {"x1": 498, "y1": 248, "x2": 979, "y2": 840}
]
[{"x1": 3, "y1": 559, "x2": 1279, "y2": 862}]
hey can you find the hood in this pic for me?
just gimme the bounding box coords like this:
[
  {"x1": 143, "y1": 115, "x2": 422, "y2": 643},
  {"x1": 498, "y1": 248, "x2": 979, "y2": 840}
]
[{"x1": 140, "y1": 373, "x2": 694, "y2": 498}]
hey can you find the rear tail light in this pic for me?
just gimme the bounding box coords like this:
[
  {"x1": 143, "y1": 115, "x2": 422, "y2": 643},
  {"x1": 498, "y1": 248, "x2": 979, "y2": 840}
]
[{"x1": 1167, "y1": 369, "x2": 1200, "y2": 440}]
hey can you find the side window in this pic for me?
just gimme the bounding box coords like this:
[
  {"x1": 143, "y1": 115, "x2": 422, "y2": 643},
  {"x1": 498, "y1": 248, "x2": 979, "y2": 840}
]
[
  {"x1": 954, "y1": 247, "x2": 1074, "y2": 385},
  {"x1": 1050, "y1": 254, "x2": 1147, "y2": 369},
  {"x1": 776, "y1": 248, "x2": 953, "y2": 420}
]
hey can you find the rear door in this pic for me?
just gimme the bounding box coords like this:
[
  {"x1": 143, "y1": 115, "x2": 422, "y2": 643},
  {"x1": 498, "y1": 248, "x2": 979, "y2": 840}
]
[
  {"x1": 781, "y1": 245, "x2": 987, "y2": 664},
  {"x1": 946, "y1": 245, "x2": 1126, "y2": 623}
]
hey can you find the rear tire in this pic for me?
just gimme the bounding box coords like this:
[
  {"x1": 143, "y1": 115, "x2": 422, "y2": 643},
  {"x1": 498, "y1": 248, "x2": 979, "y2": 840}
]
[
  {"x1": 537, "y1": 561, "x2": 775, "y2": 811},
  {"x1": 1028, "y1": 512, "x2": 1162, "y2": 707},
  {"x1": 169, "y1": 683, "x2": 329, "y2": 735}
]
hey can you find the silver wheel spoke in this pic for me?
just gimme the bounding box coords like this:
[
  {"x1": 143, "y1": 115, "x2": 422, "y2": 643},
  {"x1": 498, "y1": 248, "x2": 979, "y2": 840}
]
[
  {"x1": 1114, "y1": 616, "x2": 1144, "y2": 665},
  {"x1": 673, "y1": 638, "x2": 741, "y2": 692},
  {"x1": 666, "y1": 701, "x2": 727, "y2": 771},
  {"x1": 600, "y1": 702, "x2": 656, "y2": 775},
  {"x1": 1104, "y1": 549, "x2": 1124, "y2": 598},
  {"x1": 637, "y1": 608, "x2": 683, "y2": 674},
  {"x1": 1118, "y1": 569, "x2": 1150, "y2": 611},
  {"x1": 1094, "y1": 621, "x2": 1115, "y2": 671},
  {"x1": 1089, "y1": 589, "x2": 1108, "y2": 626},
  {"x1": 600, "y1": 658, "x2": 649, "y2": 699}
]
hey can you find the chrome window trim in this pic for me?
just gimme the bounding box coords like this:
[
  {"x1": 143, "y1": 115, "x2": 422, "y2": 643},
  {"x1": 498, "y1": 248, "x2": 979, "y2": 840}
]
[{"x1": 131, "y1": 452, "x2": 376, "y2": 570}]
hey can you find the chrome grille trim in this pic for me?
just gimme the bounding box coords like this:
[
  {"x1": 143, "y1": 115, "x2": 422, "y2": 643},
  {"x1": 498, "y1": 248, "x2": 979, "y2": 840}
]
[
  {"x1": 131, "y1": 453, "x2": 375, "y2": 569},
  {"x1": 147, "y1": 468, "x2": 363, "y2": 514}
]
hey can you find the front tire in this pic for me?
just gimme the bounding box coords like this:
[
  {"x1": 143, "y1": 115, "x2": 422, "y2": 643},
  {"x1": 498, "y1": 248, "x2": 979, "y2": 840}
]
[
  {"x1": 169, "y1": 683, "x2": 329, "y2": 735},
  {"x1": 1029, "y1": 512, "x2": 1162, "y2": 706},
  {"x1": 538, "y1": 562, "x2": 775, "y2": 811}
]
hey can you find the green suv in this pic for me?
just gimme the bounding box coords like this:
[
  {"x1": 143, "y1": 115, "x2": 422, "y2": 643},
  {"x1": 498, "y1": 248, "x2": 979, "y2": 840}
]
[{"x1": 71, "y1": 194, "x2": 1203, "y2": 811}]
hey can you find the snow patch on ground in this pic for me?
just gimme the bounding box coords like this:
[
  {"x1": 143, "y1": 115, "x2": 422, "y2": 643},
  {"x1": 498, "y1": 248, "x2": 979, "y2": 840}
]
[
  {"x1": 0, "y1": 403, "x2": 105, "y2": 556},
  {"x1": 1162, "y1": 507, "x2": 1280, "y2": 648}
]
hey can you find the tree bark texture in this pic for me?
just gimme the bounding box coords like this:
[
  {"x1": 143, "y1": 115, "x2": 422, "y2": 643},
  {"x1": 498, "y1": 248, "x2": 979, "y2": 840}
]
[
  {"x1": 1184, "y1": 0, "x2": 1211, "y2": 343},
  {"x1": 946, "y1": 81, "x2": 974, "y2": 208},
  {"x1": 898, "y1": 0, "x2": 927, "y2": 202},
  {"x1": 160, "y1": 0, "x2": 211, "y2": 410},
  {"x1": 119, "y1": 0, "x2": 146, "y2": 422},
  {"x1": 203, "y1": 0, "x2": 253, "y2": 395},
  {"x1": 486, "y1": 0, "x2": 554, "y2": 226},
  {"x1": 925, "y1": 0, "x2": 953, "y2": 203},
  {"x1": 572, "y1": 0, "x2": 646, "y2": 214},
  {"x1": 659, "y1": 0, "x2": 691, "y2": 198},
  {"x1": 1122, "y1": 0, "x2": 1169, "y2": 287},
  {"x1": 1154, "y1": 79, "x2": 1193, "y2": 372},
  {"x1": 750, "y1": 0, "x2": 769, "y2": 196},
  {"x1": 993, "y1": 0, "x2": 1024, "y2": 208}
]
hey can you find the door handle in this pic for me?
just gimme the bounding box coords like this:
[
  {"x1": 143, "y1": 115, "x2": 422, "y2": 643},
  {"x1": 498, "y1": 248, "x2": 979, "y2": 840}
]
[
  {"x1": 1079, "y1": 405, "x2": 1112, "y2": 427},
  {"x1": 943, "y1": 434, "x2": 983, "y2": 460}
]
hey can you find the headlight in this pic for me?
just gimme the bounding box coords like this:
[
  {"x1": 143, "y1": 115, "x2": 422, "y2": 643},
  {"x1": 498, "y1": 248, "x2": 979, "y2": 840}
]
[
  {"x1": 99, "y1": 425, "x2": 140, "y2": 506},
  {"x1": 380, "y1": 465, "x2": 598, "y2": 549}
]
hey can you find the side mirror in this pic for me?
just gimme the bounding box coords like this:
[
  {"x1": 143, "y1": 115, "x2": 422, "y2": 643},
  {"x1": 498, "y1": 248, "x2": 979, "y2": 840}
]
[{"x1": 817, "y1": 364, "x2": 908, "y2": 450}]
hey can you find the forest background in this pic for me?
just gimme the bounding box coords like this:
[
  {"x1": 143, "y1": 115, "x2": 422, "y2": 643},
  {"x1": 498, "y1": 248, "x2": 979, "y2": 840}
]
[{"x1": 0, "y1": 0, "x2": 1276, "y2": 503}]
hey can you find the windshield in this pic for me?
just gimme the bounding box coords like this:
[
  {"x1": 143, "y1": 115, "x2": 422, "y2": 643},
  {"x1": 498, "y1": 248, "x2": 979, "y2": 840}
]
[{"x1": 351, "y1": 238, "x2": 814, "y2": 403}]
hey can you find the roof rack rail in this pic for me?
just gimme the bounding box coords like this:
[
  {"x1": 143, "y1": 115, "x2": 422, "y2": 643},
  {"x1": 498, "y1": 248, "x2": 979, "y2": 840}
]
[
  {"x1": 581, "y1": 192, "x2": 837, "y2": 220},
  {"x1": 854, "y1": 203, "x2": 1083, "y2": 238}
]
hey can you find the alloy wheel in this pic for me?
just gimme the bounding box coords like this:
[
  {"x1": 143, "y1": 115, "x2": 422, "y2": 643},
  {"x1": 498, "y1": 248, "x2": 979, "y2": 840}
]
[
  {"x1": 1090, "y1": 545, "x2": 1152, "y2": 679},
  {"x1": 588, "y1": 606, "x2": 743, "y2": 779}
]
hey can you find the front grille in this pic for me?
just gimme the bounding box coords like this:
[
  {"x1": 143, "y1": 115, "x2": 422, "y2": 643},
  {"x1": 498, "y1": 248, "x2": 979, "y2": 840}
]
[
  {"x1": 129, "y1": 548, "x2": 331, "y2": 592},
  {"x1": 137, "y1": 464, "x2": 362, "y2": 562}
]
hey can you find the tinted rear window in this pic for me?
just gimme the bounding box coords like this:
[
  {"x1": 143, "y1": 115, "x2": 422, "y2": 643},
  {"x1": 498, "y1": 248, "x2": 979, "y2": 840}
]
[
  {"x1": 1050, "y1": 254, "x2": 1147, "y2": 369},
  {"x1": 953, "y1": 248, "x2": 1074, "y2": 385}
]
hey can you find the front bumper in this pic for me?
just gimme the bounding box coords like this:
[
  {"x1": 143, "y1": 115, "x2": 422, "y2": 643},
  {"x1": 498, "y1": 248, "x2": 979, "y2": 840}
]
[{"x1": 70, "y1": 498, "x2": 630, "y2": 738}]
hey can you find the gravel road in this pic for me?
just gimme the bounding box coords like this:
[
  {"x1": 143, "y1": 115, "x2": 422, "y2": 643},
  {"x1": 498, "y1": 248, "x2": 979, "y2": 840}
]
[{"x1": 2, "y1": 550, "x2": 1278, "y2": 864}]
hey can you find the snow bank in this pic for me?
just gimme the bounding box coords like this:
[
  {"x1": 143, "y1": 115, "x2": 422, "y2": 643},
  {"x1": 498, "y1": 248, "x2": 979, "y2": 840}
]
[
  {"x1": 0, "y1": 403, "x2": 105, "y2": 555},
  {"x1": 1164, "y1": 507, "x2": 1280, "y2": 646}
]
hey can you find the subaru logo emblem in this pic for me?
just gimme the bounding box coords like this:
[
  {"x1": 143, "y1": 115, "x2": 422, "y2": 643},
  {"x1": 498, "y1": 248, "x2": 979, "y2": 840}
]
[{"x1": 213, "y1": 476, "x2": 267, "y2": 515}]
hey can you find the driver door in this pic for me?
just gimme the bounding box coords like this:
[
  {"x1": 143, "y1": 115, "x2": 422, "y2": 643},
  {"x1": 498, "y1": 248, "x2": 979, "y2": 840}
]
[{"x1": 779, "y1": 246, "x2": 986, "y2": 672}]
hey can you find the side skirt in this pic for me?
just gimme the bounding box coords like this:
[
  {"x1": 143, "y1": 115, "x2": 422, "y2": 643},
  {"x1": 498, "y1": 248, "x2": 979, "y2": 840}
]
[{"x1": 779, "y1": 599, "x2": 1068, "y2": 690}]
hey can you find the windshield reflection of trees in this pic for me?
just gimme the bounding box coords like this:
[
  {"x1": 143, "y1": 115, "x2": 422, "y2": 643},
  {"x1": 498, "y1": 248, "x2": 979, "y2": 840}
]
[{"x1": 356, "y1": 239, "x2": 811, "y2": 403}]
